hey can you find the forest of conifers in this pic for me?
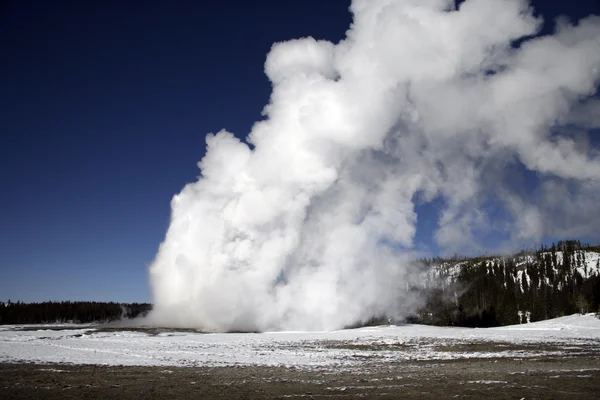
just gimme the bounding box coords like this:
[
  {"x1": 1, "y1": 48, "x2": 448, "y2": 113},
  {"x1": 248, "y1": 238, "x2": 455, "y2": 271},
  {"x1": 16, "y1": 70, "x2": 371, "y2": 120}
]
[
  {"x1": 0, "y1": 301, "x2": 151, "y2": 324},
  {"x1": 416, "y1": 240, "x2": 600, "y2": 327}
]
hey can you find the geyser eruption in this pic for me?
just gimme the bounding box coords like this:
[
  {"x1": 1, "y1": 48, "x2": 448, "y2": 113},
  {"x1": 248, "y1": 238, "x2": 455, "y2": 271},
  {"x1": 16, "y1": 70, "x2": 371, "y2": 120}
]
[{"x1": 148, "y1": 0, "x2": 600, "y2": 332}]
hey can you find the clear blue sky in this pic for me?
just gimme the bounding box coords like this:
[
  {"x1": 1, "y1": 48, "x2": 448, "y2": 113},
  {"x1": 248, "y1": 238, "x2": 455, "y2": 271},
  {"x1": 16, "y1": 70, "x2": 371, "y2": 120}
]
[{"x1": 1, "y1": 0, "x2": 598, "y2": 303}]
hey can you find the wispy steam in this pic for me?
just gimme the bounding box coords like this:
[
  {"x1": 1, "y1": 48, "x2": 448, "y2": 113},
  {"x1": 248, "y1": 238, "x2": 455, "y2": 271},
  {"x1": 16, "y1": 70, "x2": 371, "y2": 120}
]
[{"x1": 147, "y1": 0, "x2": 600, "y2": 332}]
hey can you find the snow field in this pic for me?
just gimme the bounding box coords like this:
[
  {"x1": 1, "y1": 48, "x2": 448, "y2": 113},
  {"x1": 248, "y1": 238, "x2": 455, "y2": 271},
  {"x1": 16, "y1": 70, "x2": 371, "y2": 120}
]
[{"x1": 1, "y1": 314, "x2": 598, "y2": 368}]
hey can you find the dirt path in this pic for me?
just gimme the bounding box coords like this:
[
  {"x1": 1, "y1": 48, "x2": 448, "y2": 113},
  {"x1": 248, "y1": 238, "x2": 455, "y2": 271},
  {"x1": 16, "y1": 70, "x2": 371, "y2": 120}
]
[{"x1": 2, "y1": 355, "x2": 599, "y2": 399}]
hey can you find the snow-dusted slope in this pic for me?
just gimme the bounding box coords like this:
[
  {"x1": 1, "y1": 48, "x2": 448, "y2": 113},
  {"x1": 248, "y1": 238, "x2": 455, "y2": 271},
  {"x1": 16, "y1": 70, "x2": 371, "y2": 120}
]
[
  {"x1": 1, "y1": 314, "x2": 598, "y2": 368},
  {"x1": 424, "y1": 250, "x2": 600, "y2": 289}
]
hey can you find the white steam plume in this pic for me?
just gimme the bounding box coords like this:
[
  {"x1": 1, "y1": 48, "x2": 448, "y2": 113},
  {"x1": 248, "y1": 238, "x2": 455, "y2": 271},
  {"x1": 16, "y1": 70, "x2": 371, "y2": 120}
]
[{"x1": 148, "y1": 0, "x2": 600, "y2": 332}]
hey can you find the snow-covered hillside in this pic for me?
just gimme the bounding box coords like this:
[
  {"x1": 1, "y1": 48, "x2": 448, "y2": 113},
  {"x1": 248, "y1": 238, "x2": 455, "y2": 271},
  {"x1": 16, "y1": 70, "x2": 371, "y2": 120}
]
[
  {"x1": 415, "y1": 246, "x2": 600, "y2": 327},
  {"x1": 424, "y1": 250, "x2": 600, "y2": 289}
]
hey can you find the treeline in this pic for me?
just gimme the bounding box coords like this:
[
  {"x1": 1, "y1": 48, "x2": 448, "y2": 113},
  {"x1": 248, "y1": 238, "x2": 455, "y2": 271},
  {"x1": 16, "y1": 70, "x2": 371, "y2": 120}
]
[
  {"x1": 0, "y1": 301, "x2": 152, "y2": 324},
  {"x1": 2, "y1": 241, "x2": 598, "y2": 328},
  {"x1": 416, "y1": 240, "x2": 600, "y2": 327}
]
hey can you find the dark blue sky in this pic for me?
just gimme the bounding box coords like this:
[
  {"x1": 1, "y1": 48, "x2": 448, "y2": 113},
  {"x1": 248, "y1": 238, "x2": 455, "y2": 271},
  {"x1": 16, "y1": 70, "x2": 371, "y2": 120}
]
[{"x1": 1, "y1": 0, "x2": 598, "y2": 303}]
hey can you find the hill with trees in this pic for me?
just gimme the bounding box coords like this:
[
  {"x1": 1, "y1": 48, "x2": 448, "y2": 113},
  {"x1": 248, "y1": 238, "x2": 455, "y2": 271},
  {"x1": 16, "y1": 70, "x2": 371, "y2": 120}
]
[{"x1": 415, "y1": 240, "x2": 600, "y2": 327}]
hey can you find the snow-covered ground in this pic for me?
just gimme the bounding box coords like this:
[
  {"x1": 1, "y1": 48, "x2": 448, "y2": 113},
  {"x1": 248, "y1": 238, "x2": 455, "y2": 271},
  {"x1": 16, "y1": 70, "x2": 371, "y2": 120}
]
[{"x1": 1, "y1": 314, "x2": 599, "y2": 368}]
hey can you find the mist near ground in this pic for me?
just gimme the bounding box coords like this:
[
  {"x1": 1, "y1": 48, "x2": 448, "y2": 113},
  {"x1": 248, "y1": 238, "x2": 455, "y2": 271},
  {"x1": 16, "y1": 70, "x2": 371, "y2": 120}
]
[{"x1": 147, "y1": 0, "x2": 600, "y2": 332}]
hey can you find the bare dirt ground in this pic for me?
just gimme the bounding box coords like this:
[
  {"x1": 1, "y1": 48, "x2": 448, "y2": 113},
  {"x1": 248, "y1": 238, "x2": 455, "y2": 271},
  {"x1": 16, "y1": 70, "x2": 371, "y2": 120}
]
[{"x1": 2, "y1": 354, "x2": 599, "y2": 399}]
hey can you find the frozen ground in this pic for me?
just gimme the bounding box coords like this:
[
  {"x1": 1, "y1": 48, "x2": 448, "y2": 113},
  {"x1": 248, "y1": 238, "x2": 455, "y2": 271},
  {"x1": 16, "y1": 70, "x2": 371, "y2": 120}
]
[{"x1": 1, "y1": 314, "x2": 599, "y2": 368}]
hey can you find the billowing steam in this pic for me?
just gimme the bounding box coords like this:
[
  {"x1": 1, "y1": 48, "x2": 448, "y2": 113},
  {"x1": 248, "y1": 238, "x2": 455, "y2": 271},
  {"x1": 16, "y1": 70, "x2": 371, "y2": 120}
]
[{"x1": 147, "y1": 0, "x2": 600, "y2": 332}]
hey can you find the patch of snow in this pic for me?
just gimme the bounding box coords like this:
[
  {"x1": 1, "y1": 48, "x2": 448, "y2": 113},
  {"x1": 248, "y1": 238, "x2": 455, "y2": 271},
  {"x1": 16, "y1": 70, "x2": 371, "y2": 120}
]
[{"x1": 38, "y1": 368, "x2": 68, "y2": 373}]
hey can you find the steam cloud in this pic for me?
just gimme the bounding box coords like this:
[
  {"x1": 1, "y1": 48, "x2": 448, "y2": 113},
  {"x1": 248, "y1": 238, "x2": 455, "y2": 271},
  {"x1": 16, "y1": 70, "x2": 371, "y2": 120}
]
[{"x1": 148, "y1": 0, "x2": 600, "y2": 332}]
